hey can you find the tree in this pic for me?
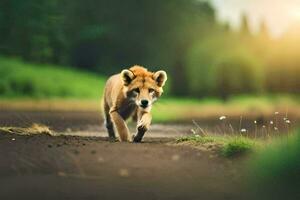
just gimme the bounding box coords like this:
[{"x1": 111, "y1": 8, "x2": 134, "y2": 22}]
[
  {"x1": 258, "y1": 19, "x2": 270, "y2": 41},
  {"x1": 240, "y1": 13, "x2": 251, "y2": 36}
]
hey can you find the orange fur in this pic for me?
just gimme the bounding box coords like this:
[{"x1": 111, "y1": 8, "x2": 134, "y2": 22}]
[{"x1": 102, "y1": 65, "x2": 167, "y2": 142}]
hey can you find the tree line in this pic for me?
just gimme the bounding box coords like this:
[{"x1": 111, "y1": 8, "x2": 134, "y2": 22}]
[{"x1": 0, "y1": 0, "x2": 299, "y2": 98}]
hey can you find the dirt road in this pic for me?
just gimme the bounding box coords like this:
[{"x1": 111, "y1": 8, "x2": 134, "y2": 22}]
[
  {"x1": 0, "y1": 133, "x2": 247, "y2": 200},
  {"x1": 0, "y1": 110, "x2": 250, "y2": 200}
]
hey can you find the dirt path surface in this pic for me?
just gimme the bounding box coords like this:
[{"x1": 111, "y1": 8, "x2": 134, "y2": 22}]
[
  {"x1": 0, "y1": 133, "x2": 246, "y2": 200},
  {"x1": 0, "y1": 111, "x2": 248, "y2": 200}
]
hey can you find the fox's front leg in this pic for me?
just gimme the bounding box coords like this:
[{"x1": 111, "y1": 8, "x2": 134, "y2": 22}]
[
  {"x1": 110, "y1": 110, "x2": 131, "y2": 142},
  {"x1": 133, "y1": 111, "x2": 152, "y2": 143}
]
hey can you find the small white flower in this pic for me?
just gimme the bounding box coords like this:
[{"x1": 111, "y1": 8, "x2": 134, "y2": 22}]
[
  {"x1": 195, "y1": 134, "x2": 200, "y2": 137},
  {"x1": 274, "y1": 127, "x2": 278, "y2": 131},
  {"x1": 240, "y1": 129, "x2": 247, "y2": 133},
  {"x1": 219, "y1": 116, "x2": 226, "y2": 120},
  {"x1": 285, "y1": 120, "x2": 291, "y2": 124},
  {"x1": 254, "y1": 120, "x2": 257, "y2": 124},
  {"x1": 11, "y1": 138, "x2": 16, "y2": 141},
  {"x1": 270, "y1": 121, "x2": 274, "y2": 125},
  {"x1": 283, "y1": 117, "x2": 288, "y2": 121},
  {"x1": 274, "y1": 112, "x2": 279, "y2": 115},
  {"x1": 262, "y1": 125, "x2": 266, "y2": 128},
  {"x1": 191, "y1": 129, "x2": 196, "y2": 134}
]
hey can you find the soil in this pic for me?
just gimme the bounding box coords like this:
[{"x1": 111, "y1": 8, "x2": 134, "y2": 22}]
[{"x1": 0, "y1": 110, "x2": 250, "y2": 200}]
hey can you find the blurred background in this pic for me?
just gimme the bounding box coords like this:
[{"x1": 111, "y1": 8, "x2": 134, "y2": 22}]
[
  {"x1": 0, "y1": 0, "x2": 299, "y2": 127},
  {"x1": 0, "y1": 0, "x2": 299, "y2": 99}
]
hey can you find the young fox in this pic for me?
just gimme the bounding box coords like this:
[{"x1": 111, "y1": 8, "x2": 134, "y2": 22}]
[{"x1": 102, "y1": 65, "x2": 167, "y2": 142}]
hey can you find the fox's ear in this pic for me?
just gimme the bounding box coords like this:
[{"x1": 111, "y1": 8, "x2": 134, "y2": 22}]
[
  {"x1": 153, "y1": 70, "x2": 167, "y2": 87},
  {"x1": 121, "y1": 69, "x2": 135, "y2": 86}
]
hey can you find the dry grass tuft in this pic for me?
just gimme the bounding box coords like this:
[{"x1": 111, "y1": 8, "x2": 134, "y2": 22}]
[{"x1": 0, "y1": 123, "x2": 54, "y2": 136}]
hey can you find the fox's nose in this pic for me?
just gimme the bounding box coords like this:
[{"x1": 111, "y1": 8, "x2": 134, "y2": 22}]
[{"x1": 141, "y1": 99, "x2": 149, "y2": 108}]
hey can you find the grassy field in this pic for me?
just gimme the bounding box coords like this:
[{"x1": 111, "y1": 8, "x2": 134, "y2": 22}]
[
  {"x1": 152, "y1": 96, "x2": 300, "y2": 122},
  {"x1": 0, "y1": 57, "x2": 299, "y2": 124},
  {"x1": 0, "y1": 57, "x2": 106, "y2": 99}
]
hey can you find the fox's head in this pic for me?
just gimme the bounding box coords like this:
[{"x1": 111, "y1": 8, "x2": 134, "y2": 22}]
[{"x1": 121, "y1": 65, "x2": 167, "y2": 110}]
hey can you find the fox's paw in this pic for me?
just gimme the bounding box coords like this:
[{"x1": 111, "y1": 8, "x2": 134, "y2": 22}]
[
  {"x1": 137, "y1": 117, "x2": 151, "y2": 131},
  {"x1": 132, "y1": 134, "x2": 143, "y2": 143}
]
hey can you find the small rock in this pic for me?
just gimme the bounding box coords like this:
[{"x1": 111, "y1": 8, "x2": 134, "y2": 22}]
[
  {"x1": 209, "y1": 154, "x2": 216, "y2": 159},
  {"x1": 119, "y1": 168, "x2": 129, "y2": 177},
  {"x1": 97, "y1": 157, "x2": 104, "y2": 163},
  {"x1": 171, "y1": 154, "x2": 180, "y2": 161},
  {"x1": 57, "y1": 171, "x2": 67, "y2": 177}
]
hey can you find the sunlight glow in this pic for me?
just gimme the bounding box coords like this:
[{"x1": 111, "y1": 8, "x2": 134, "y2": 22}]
[
  {"x1": 289, "y1": 8, "x2": 300, "y2": 20},
  {"x1": 211, "y1": 0, "x2": 300, "y2": 38}
]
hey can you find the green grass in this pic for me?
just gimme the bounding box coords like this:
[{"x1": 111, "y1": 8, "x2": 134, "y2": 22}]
[
  {"x1": 221, "y1": 136, "x2": 255, "y2": 157},
  {"x1": 152, "y1": 95, "x2": 299, "y2": 122},
  {"x1": 0, "y1": 57, "x2": 106, "y2": 99},
  {"x1": 176, "y1": 134, "x2": 216, "y2": 144},
  {"x1": 247, "y1": 130, "x2": 300, "y2": 200},
  {"x1": 175, "y1": 134, "x2": 257, "y2": 157}
]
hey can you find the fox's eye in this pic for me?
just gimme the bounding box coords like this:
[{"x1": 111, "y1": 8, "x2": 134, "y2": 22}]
[
  {"x1": 149, "y1": 88, "x2": 155, "y2": 93},
  {"x1": 133, "y1": 88, "x2": 140, "y2": 93}
]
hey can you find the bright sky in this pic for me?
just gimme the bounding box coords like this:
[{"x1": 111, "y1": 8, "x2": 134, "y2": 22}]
[{"x1": 210, "y1": 0, "x2": 300, "y2": 38}]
